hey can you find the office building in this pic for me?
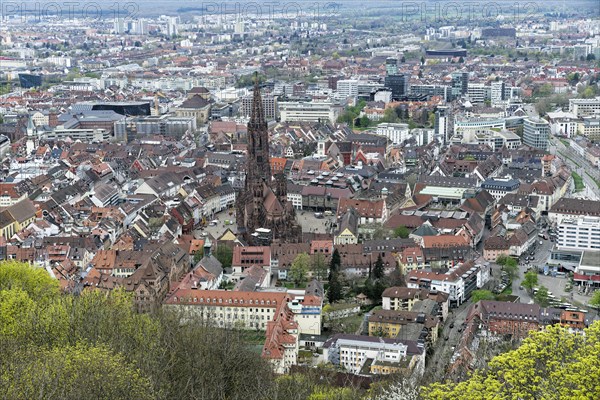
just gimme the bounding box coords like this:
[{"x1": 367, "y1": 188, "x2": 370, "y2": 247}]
[
  {"x1": 409, "y1": 84, "x2": 449, "y2": 101},
  {"x1": 241, "y1": 95, "x2": 277, "y2": 120},
  {"x1": 385, "y1": 58, "x2": 398, "y2": 75},
  {"x1": 451, "y1": 72, "x2": 469, "y2": 99},
  {"x1": 568, "y1": 97, "x2": 600, "y2": 118},
  {"x1": 336, "y1": 79, "x2": 359, "y2": 99},
  {"x1": 523, "y1": 117, "x2": 550, "y2": 150},
  {"x1": 384, "y1": 74, "x2": 410, "y2": 100},
  {"x1": 279, "y1": 101, "x2": 339, "y2": 123},
  {"x1": 557, "y1": 216, "x2": 600, "y2": 251}
]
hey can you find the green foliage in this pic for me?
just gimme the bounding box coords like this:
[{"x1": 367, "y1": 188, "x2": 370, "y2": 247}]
[
  {"x1": 1, "y1": 343, "x2": 153, "y2": 400},
  {"x1": 535, "y1": 285, "x2": 550, "y2": 307},
  {"x1": 471, "y1": 290, "x2": 495, "y2": 303},
  {"x1": 381, "y1": 107, "x2": 400, "y2": 123},
  {"x1": 290, "y1": 253, "x2": 310, "y2": 286},
  {"x1": 214, "y1": 245, "x2": 233, "y2": 269},
  {"x1": 590, "y1": 290, "x2": 600, "y2": 308},
  {"x1": 328, "y1": 250, "x2": 343, "y2": 303},
  {"x1": 235, "y1": 73, "x2": 266, "y2": 88},
  {"x1": 337, "y1": 100, "x2": 367, "y2": 126},
  {"x1": 0, "y1": 261, "x2": 275, "y2": 400},
  {"x1": 372, "y1": 254, "x2": 385, "y2": 280},
  {"x1": 421, "y1": 322, "x2": 600, "y2": 399},
  {"x1": 522, "y1": 270, "x2": 539, "y2": 292},
  {"x1": 193, "y1": 248, "x2": 204, "y2": 264},
  {"x1": 393, "y1": 226, "x2": 410, "y2": 239},
  {"x1": 496, "y1": 255, "x2": 518, "y2": 281},
  {"x1": 572, "y1": 172, "x2": 585, "y2": 192},
  {"x1": 311, "y1": 253, "x2": 328, "y2": 281},
  {"x1": 0, "y1": 261, "x2": 60, "y2": 302}
]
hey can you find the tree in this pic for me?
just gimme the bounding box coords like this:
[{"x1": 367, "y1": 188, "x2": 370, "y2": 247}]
[
  {"x1": 522, "y1": 270, "x2": 539, "y2": 292},
  {"x1": 590, "y1": 290, "x2": 600, "y2": 308},
  {"x1": 422, "y1": 322, "x2": 600, "y2": 399},
  {"x1": 0, "y1": 261, "x2": 60, "y2": 302},
  {"x1": 329, "y1": 249, "x2": 341, "y2": 277},
  {"x1": 359, "y1": 115, "x2": 371, "y2": 128},
  {"x1": 373, "y1": 254, "x2": 385, "y2": 280},
  {"x1": 192, "y1": 248, "x2": 204, "y2": 264},
  {"x1": 0, "y1": 344, "x2": 153, "y2": 399},
  {"x1": 311, "y1": 253, "x2": 328, "y2": 281},
  {"x1": 471, "y1": 290, "x2": 495, "y2": 303},
  {"x1": 496, "y1": 255, "x2": 518, "y2": 281},
  {"x1": 587, "y1": 53, "x2": 596, "y2": 61},
  {"x1": 393, "y1": 226, "x2": 410, "y2": 239},
  {"x1": 290, "y1": 253, "x2": 310, "y2": 286},
  {"x1": 214, "y1": 245, "x2": 233, "y2": 269},
  {"x1": 382, "y1": 107, "x2": 400, "y2": 123},
  {"x1": 327, "y1": 249, "x2": 343, "y2": 303},
  {"x1": 327, "y1": 274, "x2": 343, "y2": 304},
  {"x1": 458, "y1": 56, "x2": 464, "y2": 63},
  {"x1": 0, "y1": 261, "x2": 277, "y2": 400},
  {"x1": 535, "y1": 285, "x2": 550, "y2": 307}
]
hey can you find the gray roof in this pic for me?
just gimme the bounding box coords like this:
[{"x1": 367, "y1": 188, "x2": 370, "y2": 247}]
[{"x1": 198, "y1": 255, "x2": 222, "y2": 277}]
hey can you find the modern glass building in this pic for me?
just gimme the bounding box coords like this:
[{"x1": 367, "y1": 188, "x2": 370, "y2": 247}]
[{"x1": 523, "y1": 117, "x2": 550, "y2": 150}]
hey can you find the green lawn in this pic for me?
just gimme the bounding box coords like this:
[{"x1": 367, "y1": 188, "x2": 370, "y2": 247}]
[{"x1": 572, "y1": 172, "x2": 585, "y2": 192}]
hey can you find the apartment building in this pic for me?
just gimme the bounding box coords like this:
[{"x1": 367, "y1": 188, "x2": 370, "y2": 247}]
[
  {"x1": 375, "y1": 123, "x2": 410, "y2": 145},
  {"x1": 323, "y1": 334, "x2": 424, "y2": 376},
  {"x1": 406, "y1": 262, "x2": 490, "y2": 307}
]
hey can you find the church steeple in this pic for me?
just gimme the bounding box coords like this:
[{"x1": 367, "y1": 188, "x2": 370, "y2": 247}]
[
  {"x1": 249, "y1": 72, "x2": 266, "y2": 130},
  {"x1": 245, "y1": 72, "x2": 271, "y2": 182}
]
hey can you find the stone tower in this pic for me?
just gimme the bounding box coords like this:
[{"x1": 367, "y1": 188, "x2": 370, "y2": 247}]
[{"x1": 236, "y1": 74, "x2": 301, "y2": 243}]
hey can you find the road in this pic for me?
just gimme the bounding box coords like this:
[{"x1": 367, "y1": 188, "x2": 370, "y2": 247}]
[{"x1": 549, "y1": 137, "x2": 600, "y2": 200}]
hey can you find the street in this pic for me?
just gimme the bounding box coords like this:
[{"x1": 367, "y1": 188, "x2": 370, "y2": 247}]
[{"x1": 549, "y1": 137, "x2": 600, "y2": 200}]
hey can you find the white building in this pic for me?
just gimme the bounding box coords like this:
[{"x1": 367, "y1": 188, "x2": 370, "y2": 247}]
[
  {"x1": 323, "y1": 334, "x2": 423, "y2": 376},
  {"x1": 336, "y1": 79, "x2": 359, "y2": 99},
  {"x1": 467, "y1": 83, "x2": 490, "y2": 104},
  {"x1": 374, "y1": 90, "x2": 393, "y2": 104},
  {"x1": 491, "y1": 81, "x2": 505, "y2": 105},
  {"x1": 454, "y1": 117, "x2": 506, "y2": 133},
  {"x1": 557, "y1": 216, "x2": 600, "y2": 251},
  {"x1": 569, "y1": 97, "x2": 600, "y2": 118},
  {"x1": 375, "y1": 123, "x2": 410, "y2": 145},
  {"x1": 279, "y1": 101, "x2": 339, "y2": 124}
]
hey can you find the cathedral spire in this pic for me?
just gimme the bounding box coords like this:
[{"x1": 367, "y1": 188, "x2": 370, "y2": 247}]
[{"x1": 249, "y1": 72, "x2": 265, "y2": 129}]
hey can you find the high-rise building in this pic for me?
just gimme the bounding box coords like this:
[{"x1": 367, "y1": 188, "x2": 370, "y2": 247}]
[
  {"x1": 491, "y1": 81, "x2": 505, "y2": 104},
  {"x1": 113, "y1": 18, "x2": 125, "y2": 34},
  {"x1": 523, "y1": 117, "x2": 550, "y2": 150},
  {"x1": 385, "y1": 58, "x2": 398, "y2": 75},
  {"x1": 166, "y1": 16, "x2": 179, "y2": 37},
  {"x1": 236, "y1": 76, "x2": 301, "y2": 243},
  {"x1": 434, "y1": 106, "x2": 449, "y2": 144},
  {"x1": 451, "y1": 72, "x2": 468, "y2": 100},
  {"x1": 241, "y1": 95, "x2": 277, "y2": 120},
  {"x1": 384, "y1": 74, "x2": 410, "y2": 100}
]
